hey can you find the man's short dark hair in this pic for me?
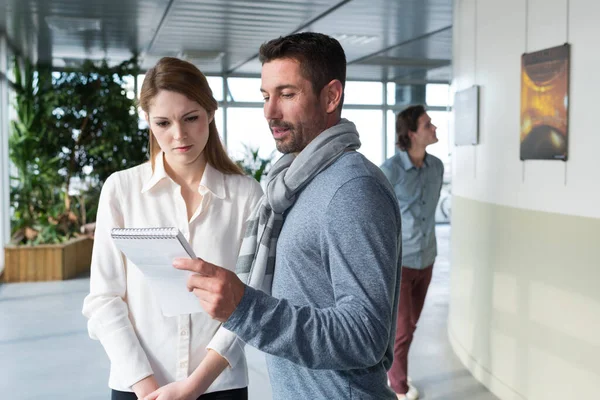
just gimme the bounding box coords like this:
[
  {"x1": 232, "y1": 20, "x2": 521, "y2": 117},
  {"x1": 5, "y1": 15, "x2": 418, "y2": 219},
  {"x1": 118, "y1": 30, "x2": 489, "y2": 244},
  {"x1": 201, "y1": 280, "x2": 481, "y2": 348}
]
[
  {"x1": 259, "y1": 32, "x2": 346, "y2": 108},
  {"x1": 396, "y1": 105, "x2": 426, "y2": 151}
]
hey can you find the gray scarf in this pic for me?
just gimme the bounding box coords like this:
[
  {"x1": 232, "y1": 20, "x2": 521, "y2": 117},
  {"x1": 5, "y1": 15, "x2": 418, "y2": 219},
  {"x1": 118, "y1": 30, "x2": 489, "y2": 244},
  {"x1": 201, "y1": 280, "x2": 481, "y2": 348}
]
[{"x1": 235, "y1": 118, "x2": 361, "y2": 293}]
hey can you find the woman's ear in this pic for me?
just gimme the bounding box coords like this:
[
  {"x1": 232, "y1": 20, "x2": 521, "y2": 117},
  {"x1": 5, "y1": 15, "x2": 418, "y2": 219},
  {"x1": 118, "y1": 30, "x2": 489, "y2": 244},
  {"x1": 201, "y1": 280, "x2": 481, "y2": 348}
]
[
  {"x1": 208, "y1": 110, "x2": 215, "y2": 124},
  {"x1": 144, "y1": 112, "x2": 150, "y2": 125}
]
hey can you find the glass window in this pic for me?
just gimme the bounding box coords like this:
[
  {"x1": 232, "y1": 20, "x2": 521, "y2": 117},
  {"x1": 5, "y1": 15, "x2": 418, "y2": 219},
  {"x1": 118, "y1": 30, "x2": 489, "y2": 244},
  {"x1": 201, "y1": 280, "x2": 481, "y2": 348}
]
[
  {"x1": 426, "y1": 84, "x2": 450, "y2": 107},
  {"x1": 427, "y1": 110, "x2": 450, "y2": 165},
  {"x1": 122, "y1": 75, "x2": 135, "y2": 100},
  {"x1": 213, "y1": 108, "x2": 224, "y2": 142},
  {"x1": 227, "y1": 77, "x2": 262, "y2": 103},
  {"x1": 386, "y1": 82, "x2": 396, "y2": 106},
  {"x1": 226, "y1": 107, "x2": 278, "y2": 162},
  {"x1": 343, "y1": 109, "x2": 383, "y2": 166},
  {"x1": 136, "y1": 73, "x2": 146, "y2": 125},
  {"x1": 344, "y1": 81, "x2": 383, "y2": 105},
  {"x1": 206, "y1": 76, "x2": 223, "y2": 102},
  {"x1": 136, "y1": 74, "x2": 145, "y2": 99},
  {"x1": 387, "y1": 110, "x2": 397, "y2": 159}
]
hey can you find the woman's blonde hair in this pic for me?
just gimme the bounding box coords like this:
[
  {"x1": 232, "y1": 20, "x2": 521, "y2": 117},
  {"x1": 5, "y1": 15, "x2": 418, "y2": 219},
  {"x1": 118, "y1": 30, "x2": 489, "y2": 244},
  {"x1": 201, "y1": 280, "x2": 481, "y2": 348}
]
[{"x1": 139, "y1": 57, "x2": 243, "y2": 175}]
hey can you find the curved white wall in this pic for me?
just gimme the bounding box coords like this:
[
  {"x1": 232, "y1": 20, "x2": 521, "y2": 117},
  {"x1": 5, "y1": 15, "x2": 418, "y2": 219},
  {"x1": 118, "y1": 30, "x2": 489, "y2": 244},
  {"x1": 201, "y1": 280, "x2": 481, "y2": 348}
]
[{"x1": 450, "y1": 1, "x2": 600, "y2": 399}]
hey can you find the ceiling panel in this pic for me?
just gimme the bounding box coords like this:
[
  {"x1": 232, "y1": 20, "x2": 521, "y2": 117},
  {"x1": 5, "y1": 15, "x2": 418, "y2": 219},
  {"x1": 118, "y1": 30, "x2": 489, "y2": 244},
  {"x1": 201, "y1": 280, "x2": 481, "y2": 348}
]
[
  {"x1": 148, "y1": 0, "x2": 340, "y2": 72},
  {"x1": 307, "y1": 0, "x2": 452, "y2": 62},
  {"x1": 0, "y1": 0, "x2": 171, "y2": 66},
  {"x1": 0, "y1": 0, "x2": 453, "y2": 82},
  {"x1": 363, "y1": 26, "x2": 453, "y2": 64},
  {"x1": 346, "y1": 26, "x2": 452, "y2": 81},
  {"x1": 231, "y1": 0, "x2": 452, "y2": 82}
]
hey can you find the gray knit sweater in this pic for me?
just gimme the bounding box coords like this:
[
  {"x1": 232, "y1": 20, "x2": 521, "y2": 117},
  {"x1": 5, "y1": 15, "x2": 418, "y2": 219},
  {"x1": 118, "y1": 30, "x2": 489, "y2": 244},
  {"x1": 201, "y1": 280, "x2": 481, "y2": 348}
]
[{"x1": 224, "y1": 151, "x2": 402, "y2": 399}]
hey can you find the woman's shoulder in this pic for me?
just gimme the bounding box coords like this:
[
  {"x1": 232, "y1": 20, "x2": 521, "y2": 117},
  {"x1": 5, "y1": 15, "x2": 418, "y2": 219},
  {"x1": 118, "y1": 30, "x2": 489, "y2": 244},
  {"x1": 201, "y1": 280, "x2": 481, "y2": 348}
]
[
  {"x1": 224, "y1": 172, "x2": 263, "y2": 190},
  {"x1": 104, "y1": 162, "x2": 151, "y2": 190},
  {"x1": 224, "y1": 173, "x2": 264, "y2": 198}
]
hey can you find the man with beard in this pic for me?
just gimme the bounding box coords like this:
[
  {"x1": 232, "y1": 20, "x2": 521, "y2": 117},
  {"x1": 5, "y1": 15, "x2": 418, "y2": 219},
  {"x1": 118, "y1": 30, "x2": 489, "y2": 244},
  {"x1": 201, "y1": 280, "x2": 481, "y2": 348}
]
[{"x1": 174, "y1": 32, "x2": 402, "y2": 400}]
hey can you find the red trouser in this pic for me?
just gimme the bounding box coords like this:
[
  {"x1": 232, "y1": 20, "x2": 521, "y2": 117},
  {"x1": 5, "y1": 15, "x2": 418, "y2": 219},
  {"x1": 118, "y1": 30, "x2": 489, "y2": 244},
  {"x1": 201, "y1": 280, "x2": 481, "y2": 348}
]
[{"x1": 387, "y1": 265, "x2": 433, "y2": 394}]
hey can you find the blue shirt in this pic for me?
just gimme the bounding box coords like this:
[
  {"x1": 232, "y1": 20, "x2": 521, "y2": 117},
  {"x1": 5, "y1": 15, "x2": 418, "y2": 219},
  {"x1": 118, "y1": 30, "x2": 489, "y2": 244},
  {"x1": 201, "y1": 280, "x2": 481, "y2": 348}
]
[
  {"x1": 380, "y1": 150, "x2": 443, "y2": 269},
  {"x1": 224, "y1": 152, "x2": 401, "y2": 400}
]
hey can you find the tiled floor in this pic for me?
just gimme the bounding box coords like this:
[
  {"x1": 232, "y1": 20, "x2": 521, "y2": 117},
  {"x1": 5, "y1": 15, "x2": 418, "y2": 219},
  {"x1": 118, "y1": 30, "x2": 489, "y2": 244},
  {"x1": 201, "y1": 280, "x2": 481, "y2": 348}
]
[{"x1": 0, "y1": 225, "x2": 498, "y2": 399}]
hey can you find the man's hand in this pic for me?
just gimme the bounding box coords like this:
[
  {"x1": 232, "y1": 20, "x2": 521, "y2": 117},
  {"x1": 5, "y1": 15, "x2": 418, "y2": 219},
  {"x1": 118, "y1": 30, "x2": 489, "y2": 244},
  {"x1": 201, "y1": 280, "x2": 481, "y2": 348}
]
[{"x1": 173, "y1": 258, "x2": 246, "y2": 322}]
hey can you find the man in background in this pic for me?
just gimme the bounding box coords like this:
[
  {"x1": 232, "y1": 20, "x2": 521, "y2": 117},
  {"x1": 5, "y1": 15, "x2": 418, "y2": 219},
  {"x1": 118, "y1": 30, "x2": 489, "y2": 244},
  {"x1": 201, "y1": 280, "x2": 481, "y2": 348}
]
[{"x1": 380, "y1": 105, "x2": 444, "y2": 400}]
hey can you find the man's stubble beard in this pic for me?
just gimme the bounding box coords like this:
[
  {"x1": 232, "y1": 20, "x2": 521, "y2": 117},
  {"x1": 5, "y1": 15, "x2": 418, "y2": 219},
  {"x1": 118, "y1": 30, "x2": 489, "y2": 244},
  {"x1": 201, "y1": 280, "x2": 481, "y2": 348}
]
[{"x1": 275, "y1": 117, "x2": 327, "y2": 154}]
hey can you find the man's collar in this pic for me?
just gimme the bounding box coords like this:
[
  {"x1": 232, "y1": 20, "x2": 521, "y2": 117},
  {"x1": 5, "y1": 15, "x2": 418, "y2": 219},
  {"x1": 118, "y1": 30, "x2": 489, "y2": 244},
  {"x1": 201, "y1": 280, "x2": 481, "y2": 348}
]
[{"x1": 398, "y1": 150, "x2": 430, "y2": 171}]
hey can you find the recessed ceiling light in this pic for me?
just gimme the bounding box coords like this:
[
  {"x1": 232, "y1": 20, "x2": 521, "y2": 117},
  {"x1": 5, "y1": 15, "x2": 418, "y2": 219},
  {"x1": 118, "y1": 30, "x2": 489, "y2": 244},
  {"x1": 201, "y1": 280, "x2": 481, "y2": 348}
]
[
  {"x1": 332, "y1": 34, "x2": 378, "y2": 45},
  {"x1": 179, "y1": 50, "x2": 225, "y2": 62},
  {"x1": 45, "y1": 16, "x2": 102, "y2": 33}
]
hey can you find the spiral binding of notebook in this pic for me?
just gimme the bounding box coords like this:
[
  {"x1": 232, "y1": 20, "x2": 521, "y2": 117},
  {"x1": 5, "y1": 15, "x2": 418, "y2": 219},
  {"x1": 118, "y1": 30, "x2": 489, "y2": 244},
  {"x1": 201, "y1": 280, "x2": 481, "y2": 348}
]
[
  {"x1": 110, "y1": 226, "x2": 199, "y2": 316},
  {"x1": 111, "y1": 227, "x2": 180, "y2": 240}
]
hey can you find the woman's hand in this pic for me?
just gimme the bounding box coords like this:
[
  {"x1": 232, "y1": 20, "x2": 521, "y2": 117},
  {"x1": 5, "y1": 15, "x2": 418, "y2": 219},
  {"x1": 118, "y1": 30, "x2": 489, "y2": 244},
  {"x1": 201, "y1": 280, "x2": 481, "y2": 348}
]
[
  {"x1": 132, "y1": 375, "x2": 160, "y2": 399},
  {"x1": 143, "y1": 349, "x2": 230, "y2": 400},
  {"x1": 143, "y1": 380, "x2": 197, "y2": 400}
]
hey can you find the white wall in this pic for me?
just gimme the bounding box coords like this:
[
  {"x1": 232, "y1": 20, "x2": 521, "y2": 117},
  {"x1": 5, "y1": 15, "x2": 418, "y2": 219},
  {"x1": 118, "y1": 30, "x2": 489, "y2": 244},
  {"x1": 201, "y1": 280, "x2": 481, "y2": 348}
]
[
  {"x1": 451, "y1": 1, "x2": 600, "y2": 399},
  {"x1": 452, "y1": 0, "x2": 600, "y2": 219}
]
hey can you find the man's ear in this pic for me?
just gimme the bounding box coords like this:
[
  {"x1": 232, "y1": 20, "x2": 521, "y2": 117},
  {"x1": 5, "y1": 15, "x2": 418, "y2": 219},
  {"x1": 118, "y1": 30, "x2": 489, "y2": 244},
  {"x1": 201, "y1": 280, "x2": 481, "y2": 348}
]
[
  {"x1": 408, "y1": 129, "x2": 417, "y2": 142},
  {"x1": 322, "y1": 80, "x2": 343, "y2": 114}
]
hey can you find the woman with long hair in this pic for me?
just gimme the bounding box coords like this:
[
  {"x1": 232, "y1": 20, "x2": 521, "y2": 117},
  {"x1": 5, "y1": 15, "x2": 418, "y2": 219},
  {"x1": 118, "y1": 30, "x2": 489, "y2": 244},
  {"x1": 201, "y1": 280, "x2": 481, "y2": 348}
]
[{"x1": 83, "y1": 57, "x2": 262, "y2": 400}]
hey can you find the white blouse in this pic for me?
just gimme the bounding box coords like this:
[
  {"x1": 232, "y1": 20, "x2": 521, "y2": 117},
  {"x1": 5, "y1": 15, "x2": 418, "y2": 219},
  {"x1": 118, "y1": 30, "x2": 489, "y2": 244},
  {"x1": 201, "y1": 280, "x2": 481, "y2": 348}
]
[{"x1": 82, "y1": 153, "x2": 263, "y2": 393}]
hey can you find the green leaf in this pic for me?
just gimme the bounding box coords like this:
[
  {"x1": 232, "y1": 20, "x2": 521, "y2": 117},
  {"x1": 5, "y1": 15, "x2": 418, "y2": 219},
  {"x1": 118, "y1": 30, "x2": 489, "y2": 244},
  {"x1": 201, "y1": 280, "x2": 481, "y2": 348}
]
[{"x1": 9, "y1": 55, "x2": 147, "y2": 245}]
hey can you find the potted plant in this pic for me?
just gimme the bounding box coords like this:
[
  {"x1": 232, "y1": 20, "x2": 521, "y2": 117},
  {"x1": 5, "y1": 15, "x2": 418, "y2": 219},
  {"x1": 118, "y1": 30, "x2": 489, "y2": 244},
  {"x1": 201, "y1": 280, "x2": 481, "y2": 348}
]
[
  {"x1": 3, "y1": 56, "x2": 148, "y2": 282},
  {"x1": 236, "y1": 144, "x2": 275, "y2": 184}
]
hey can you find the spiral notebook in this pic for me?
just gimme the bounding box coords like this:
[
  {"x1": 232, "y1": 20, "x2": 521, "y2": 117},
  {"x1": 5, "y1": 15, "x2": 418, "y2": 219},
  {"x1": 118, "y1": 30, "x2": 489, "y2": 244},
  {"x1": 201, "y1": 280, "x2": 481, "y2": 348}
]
[{"x1": 111, "y1": 227, "x2": 204, "y2": 316}]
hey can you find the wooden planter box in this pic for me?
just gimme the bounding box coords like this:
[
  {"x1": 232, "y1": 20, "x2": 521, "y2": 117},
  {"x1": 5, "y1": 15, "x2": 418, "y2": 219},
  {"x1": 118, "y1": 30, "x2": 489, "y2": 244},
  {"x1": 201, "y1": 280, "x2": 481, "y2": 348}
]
[{"x1": 3, "y1": 237, "x2": 94, "y2": 282}]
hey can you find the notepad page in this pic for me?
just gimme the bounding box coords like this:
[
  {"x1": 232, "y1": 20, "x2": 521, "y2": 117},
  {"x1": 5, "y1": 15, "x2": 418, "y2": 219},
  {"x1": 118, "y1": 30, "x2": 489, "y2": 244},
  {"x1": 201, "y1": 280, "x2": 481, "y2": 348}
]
[{"x1": 112, "y1": 236, "x2": 204, "y2": 316}]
